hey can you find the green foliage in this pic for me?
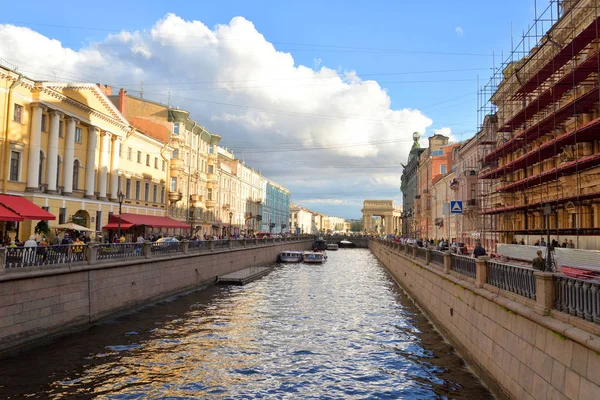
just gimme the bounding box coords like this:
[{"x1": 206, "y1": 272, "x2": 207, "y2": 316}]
[
  {"x1": 34, "y1": 220, "x2": 50, "y2": 236},
  {"x1": 350, "y1": 220, "x2": 364, "y2": 232}
]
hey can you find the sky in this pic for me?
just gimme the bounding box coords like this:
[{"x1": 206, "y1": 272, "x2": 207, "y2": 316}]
[{"x1": 0, "y1": 1, "x2": 544, "y2": 219}]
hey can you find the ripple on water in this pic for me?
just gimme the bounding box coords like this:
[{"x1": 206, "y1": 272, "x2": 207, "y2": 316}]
[{"x1": 0, "y1": 249, "x2": 493, "y2": 399}]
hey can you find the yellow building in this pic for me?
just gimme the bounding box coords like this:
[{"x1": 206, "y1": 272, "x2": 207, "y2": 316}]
[{"x1": 0, "y1": 66, "x2": 172, "y2": 241}]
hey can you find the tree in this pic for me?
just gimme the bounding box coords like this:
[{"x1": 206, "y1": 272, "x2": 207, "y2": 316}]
[{"x1": 350, "y1": 220, "x2": 363, "y2": 232}]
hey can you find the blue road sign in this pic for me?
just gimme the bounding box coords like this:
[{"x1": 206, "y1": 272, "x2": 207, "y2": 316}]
[{"x1": 450, "y1": 201, "x2": 463, "y2": 214}]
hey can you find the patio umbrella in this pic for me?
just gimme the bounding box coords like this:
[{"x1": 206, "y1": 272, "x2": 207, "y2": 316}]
[{"x1": 51, "y1": 222, "x2": 94, "y2": 232}]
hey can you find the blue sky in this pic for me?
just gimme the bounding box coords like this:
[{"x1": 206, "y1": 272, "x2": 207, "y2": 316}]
[{"x1": 0, "y1": 1, "x2": 543, "y2": 218}]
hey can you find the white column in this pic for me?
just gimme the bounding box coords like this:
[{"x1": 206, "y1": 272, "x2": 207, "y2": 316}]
[
  {"x1": 85, "y1": 126, "x2": 98, "y2": 198},
  {"x1": 26, "y1": 103, "x2": 44, "y2": 191},
  {"x1": 97, "y1": 131, "x2": 110, "y2": 200},
  {"x1": 46, "y1": 111, "x2": 62, "y2": 193},
  {"x1": 109, "y1": 135, "x2": 120, "y2": 201},
  {"x1": 62, "y1": 117, "x2": 77, "y2": 195}
]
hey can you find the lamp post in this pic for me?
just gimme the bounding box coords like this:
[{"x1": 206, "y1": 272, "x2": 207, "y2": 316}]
[
  {"x1": 543, "y1": 203, "x2": 554, "y2": 272},
  {"x1": 189, "y1": 204, "x2": 195, "y2": 237},
  {"x1": 229, "y1": 211, "x2": 233, "y2": 236},
  {"x1": 117, "y1": 191, "x2": 125, "y2": 240}
]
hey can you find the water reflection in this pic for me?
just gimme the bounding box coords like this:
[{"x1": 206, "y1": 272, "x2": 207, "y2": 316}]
[{"x1": 0, "y1": 249, "x2": 492, "y2": 399}]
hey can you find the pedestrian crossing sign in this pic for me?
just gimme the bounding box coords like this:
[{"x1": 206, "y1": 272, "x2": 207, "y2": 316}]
[{"x1": 450, "y1": 201, "x2": 463, "y2": 214}]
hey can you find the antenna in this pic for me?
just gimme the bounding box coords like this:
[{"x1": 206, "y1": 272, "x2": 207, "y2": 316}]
[{"x1": 140, "y1": 80, "x2": 144, "y2": 98}]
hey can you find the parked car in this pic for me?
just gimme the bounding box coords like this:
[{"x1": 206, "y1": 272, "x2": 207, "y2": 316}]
[
  {"x1": 405, "y1": 238, "x2": 417, "y2": 246},
  {"x1": 153, "y1": 237, "x2": 180, "y2": 251},
  {"x1": 451, "y1": 242, "x2": 468, "y2": 254},
  {"x1": 437, "y1": 241, "x2": 449, "y2": 251}
]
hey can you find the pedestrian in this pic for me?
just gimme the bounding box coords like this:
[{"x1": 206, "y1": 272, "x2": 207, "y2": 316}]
[
  {"x1": 562, "y1": 239, "x2": 568, "y2": 248},
  {"x1": 539, "y1": 238, "x2": 547, "y2": 247},
  {"x1": 519, "y1": 239, "x2": 525, "y2": 245},
  {"x1": 568, "y1": 239, "x2": 575, "y2": 249},
  {"x1": 532, "y1": 250, "x2": 545, "y2": 271},
  {"x1": 473, "y1": 241, "x2": 487, "y2": 258}
]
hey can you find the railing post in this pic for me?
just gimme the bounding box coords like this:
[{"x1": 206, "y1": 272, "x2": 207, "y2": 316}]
[
  {"x1": 425, "y1": 248, "x2": 432, "y2": 264},
  {"x1": 254, "y1": 237, "x2": 259, "y2": 246},
  {"x1": 405, "y1": 244, "x2": 410, "y2": 255},
  {"x1": 243, "y1": 238, "x2": 247, "y2": 248},
  {"x1": 182, "y1": 239, "x2": 189, "y2": 254},
  {"x1": 87, "y1": 244, "x2": 98, "y2": 265},
  {"x1": 228, "y1": 238, "x2": 233, "y2": 249},
  {"x1": 0, "y1": 247, "x2": 6, "y2": 274},
  {"x1": 443, "y1": 251, "x2": 452, "y2": 274},
  {"x1": 412, "y1": 245, "x2": 417, "y2": 258},
  {"x1": 209, "y1": 239, "x2": 215, "y2": 252},
  {"x1": 475, "y1": 256, "x2": 488, "y2": 288},
  {"x1": 143, "y1": 240, "x2": 152, "y2": 258},
  {"x1": 534, "y1": 272, "x2": 555, "y2": 315}
]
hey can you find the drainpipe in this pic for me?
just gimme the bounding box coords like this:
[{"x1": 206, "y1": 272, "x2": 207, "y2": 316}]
[{"x1": 1, "y1": 72, "x2": 23, "y2": 194}]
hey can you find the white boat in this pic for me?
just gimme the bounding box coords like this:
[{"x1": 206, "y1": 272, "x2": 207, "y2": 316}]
[
  {"x1": 303, "y1": 252, "x2": 326, "y2": 263},
  {"x1": 279, "y1": 250, "x2": 304, "y2": 263},
  {"x1": 327, "y1": 243, "x2": 339, "y2": 251}
]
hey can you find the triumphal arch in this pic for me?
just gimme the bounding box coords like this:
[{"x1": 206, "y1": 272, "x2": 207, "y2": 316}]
[{"x1": 361, "y1": 200, "x2": 403, "y2": 235}]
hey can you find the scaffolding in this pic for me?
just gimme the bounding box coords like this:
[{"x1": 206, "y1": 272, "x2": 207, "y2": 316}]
[{"x1": 476, "y1": 0, "x2": 600, "y2": 252}]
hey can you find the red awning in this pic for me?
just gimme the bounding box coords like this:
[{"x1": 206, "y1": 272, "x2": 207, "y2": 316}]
[
  {"x1": 0, "y1": 204, "x2": 23, "y2": 222},
  {"x1": 102, "y1": 213, "x2": 189, "y2": 230},
  {"x1": 0, "y1": 194, "x2": 55, "y2": 220}
]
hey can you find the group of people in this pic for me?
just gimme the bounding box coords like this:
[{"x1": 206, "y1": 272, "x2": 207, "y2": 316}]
[{"x1": 510, "y1": 237, "x2": 576, "y2": 249}]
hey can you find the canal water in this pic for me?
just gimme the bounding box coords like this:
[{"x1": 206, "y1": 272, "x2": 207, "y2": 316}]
[{"x1": 0, "y1": 249, "x2": 493, "y2": 399}]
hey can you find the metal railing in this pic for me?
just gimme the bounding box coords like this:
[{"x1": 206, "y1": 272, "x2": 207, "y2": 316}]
[
  {"x1": 213, "y1": 239, "x2": 230, "y2": 250},
  {"x1": 97, "y1": 243, "x2": 144, "y2": 261},
  {"x1": 416, "y1": 246, "x2": 426, "y2": 260},
  {"x1": 188, "y1": 240, "x2": 209, "y2": 252},
  {"x1": 430, "y1": 250, "x2": 445, "y2": 267},
  {"x1": 486, "y1": 261, "x2": 536, "y2": 300},
  {"x1": 554, "y1": 275, "x2": 600, "y2": 324},
  {"x1": 450, "y1": 254, "x2": 476, "y2": 278},
  {"x1": 4, "y1": 245, "x2": 86, "y2": 268},
  {"x1": 151, "y1": 241, "x2": 182, "y2": 255}
]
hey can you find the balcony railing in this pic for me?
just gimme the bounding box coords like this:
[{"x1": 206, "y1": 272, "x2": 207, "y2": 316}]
[{"x1": 486, "y1": 260, "x2": 536, "y2": 299}]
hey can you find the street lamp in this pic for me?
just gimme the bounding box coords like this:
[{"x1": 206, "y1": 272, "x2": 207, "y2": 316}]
[
  {"x1": 543, "y1": 203, "x2": 553, "y2": 272},
  {"x1": 229, "y1": 211, "x2": 233, "y2": 236},
  {"x1": 189, "y1": 204, "x2": 196, "y2": 237},
  {"x1": 117, "y1": 191, "x2": 125, "y2": 240}
]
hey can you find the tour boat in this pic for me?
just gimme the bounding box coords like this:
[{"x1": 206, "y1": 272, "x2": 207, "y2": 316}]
[
  {"x1": 279, "y1": 250, "x2": 304, "y2": 263},
  {"x1": 327, "y1": 243, "x2": 339, "y2": 251},
  {"x1": 338, "y1": 240, "x2": 356, "y2": 248},
  {"x1": 303, "y1": 252, "x2": 326, "y2": 263}
]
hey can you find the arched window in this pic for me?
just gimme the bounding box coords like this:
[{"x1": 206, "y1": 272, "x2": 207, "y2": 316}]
[
  {"x1": 38, "y1": 150, "x2": 45, "y2": 187},
  {"x1": 73, "y1": 160, "x2": 80, "y2": 190}
]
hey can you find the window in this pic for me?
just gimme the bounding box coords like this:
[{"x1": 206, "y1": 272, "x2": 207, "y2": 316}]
[
  {"x1": 208, "y1": 165, "x2": 214, "y2": 174},
  {"x1": 75, "y1": 127, "x2": 82, "y2": 143},
  {"x1": 161, "y1": 186, "x2": 165, "y2": 204},
  {"x1": 137, "y1": 151, "x2": 142, "y2": 163},
  {"x1": 431, "y1": 149, "x2": 444, "y2": 156},
  {"x1": 207, "y1": 188, "x2": 212, "y2": 200},
  {"x1": 172, "y1": 149, "x2": 179, "y2": 159},
  {"x1": 208, "y1": 144, "x2": 214, "y2": 154},
  {"x1": 119, "y1": 144, "x2": 123, "y2": 158},
  {"x1": 13, "y1": 104, "x2": 23, "y2": 123},
  {"x1": 73, "y1": 160, "x2": 80, "y2": 189},
  {"x1": 154, "y1": 157, "x2": 158, "y2": 169},
  {"x1": 440, "y1": 165, "x2": 447, "y2": 174},
  {"x1": 59, "y1": 121, "x2": 64, "y2": 138},
  {"x1": 144, "y1": 182, "x2": 149, "y2": 201},
  {"x1": 126, "y1": 178, "x2": 131, "y2": 198},
  {"x1": 135, "y1": 180, "x2": 141, "y2": 200},
  {"x1": 153, "y1": 184, "x2": 157, "y2": 203},
  {"x1": 59, "y1": 208, "x2": 67, "y2": 225},
  {"x1": 95, "y1": 211, "x2": 102, "y2": 232},
  {"x1": 146, "y1": 154, "x2": 150, "y2": 166},
  {"x1": 9, "y1": 151, "x2": 20, "y2": 181},
  {"x1": 470, "y1": 183, "x2": 476, "y2": 200},
  {"x1": 117, "y1": 176, "x2": 122, "y2": 195},
  {"x1": 173, "y1": 123, "x2": 180, "y2": 135},
  {"x1": 38, "y1": 151, "x2": 45, "y2": 186},
  {"x1": 41, "y1": 114, "x2": 48, "y2": 132},
  {"x1": 127, "y1": 147, "x2": 132, "y2": 160},
  {"x1": 162, "y1": 160, "x2": 166, "y2": 171},
  {"x1": 56, "y1": 155, "x2": 62, "y2": 187},
  {"x1": 170, "y1": 177, "x2": 177, "y2": 192}
]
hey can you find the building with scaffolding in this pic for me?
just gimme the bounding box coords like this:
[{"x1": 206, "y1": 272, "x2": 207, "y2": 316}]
[{"x1": 478, "y1": 0, "x2": 600, "y2": 251}]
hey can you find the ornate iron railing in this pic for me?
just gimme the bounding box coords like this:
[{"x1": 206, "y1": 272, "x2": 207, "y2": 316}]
[
  {"x1": 416, "y1": 247, "x2": 427, "y2": 260},
  {"x1": 188, "y1": 240, "x2": 208, "y2": 252},
  {"x1": 151, "y1": 241, "x2": 182, "y2": 255},
  {"x1": 486, "y1": 261, "x2": 536, "y2": 299},
  {"x1": 554, "y1": 275, "x2": 600, "y2": 324},
  {"x1": 450, "y1": 254, "x2": 476, "y2": 278},
  {"x1": 97, "y1": 243, "x2": 144, "y2": 260},
  {"x1": 430, "y1": 250, "x2": 445, "y2": 267},
  {"x1": 5, "y1": 245, "x2": 86, "y2": 268},
  {"x1": 213, "y1": 239, "x2": 230, "y2": 250}
]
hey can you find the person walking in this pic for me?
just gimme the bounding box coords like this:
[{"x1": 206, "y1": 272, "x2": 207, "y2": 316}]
[
  {"x1": 473, "y1": 241, "x2": 487, "y2": 258},
  {"x1": 532, "y1": 250, "x2": 546, "y2": 271}
]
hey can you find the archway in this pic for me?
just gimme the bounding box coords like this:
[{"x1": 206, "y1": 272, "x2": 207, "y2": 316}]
[
  {"x1": 72, "y1": 209, "x2": 91, "y2": 228},
  {"x1": 361, "y1": 200, "x2": 403, "y2": 235}
]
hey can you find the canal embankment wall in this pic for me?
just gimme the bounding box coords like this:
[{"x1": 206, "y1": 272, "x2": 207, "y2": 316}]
[
  {"x1": 370, "y1": 240, "x2": 600, "y2": 400},
  {"x1": 0, "y1": 239, "x2": 312, "y2": 354}
]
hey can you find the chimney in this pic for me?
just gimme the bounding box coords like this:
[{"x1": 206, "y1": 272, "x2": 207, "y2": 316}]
[
  {"x1": 119, "y1": 88, "x2": 126, "y2": 115},
  {"x1": 96, "y1": 83, "x2": 113, "y2": 96}
]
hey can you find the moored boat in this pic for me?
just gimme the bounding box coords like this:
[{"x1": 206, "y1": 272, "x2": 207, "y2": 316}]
[
  {"x1": 303, "y1": 251, "x2": 326, "y2": 263},
  {"x1": 338, "y1": 240, "x2": 356, "y2": 248},
  {"x1": 327, "y1": 243, "x2": 339, "y2": 251},
  {"x1": 279, "y1": 250, "x2": 304, "y2": 263}
]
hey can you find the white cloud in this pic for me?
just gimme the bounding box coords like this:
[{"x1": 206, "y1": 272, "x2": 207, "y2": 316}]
[
  {"x1": 455, "y1": 26, "x2": 464, "y2": 36},
  {"x1": 0, "y1": 14, "x2": 434, "y2": 218}
]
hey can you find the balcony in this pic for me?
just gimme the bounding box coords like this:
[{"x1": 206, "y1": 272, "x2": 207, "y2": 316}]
[
  {"x1": 191, "y1": 194, "x2": 204, "y2": 202},
  {"x1": 170, "y1": 158, "x2": 184, "y2": 172},
  {"x1": 207, "y1": 173, "x2": 218, "y2": 183},
  {"x1": 168, "y1": 191, "x2": 183, "y2": 203},
  {"x1": 205, "y1": 200, "x2": 216, "y2": 209}
]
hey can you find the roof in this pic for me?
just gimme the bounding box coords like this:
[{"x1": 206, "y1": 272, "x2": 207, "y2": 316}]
[{"x1": 0, "y1": 195, "x2": 56, "y2": 220}]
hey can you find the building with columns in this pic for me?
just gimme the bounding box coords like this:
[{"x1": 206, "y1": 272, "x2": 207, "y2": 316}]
[
  {"x1": 0, "y1": 66, "x2": 172, "y2": 241},
  {"x1": 361, "y1": 200, "x2": 402, "y2": 235}
]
